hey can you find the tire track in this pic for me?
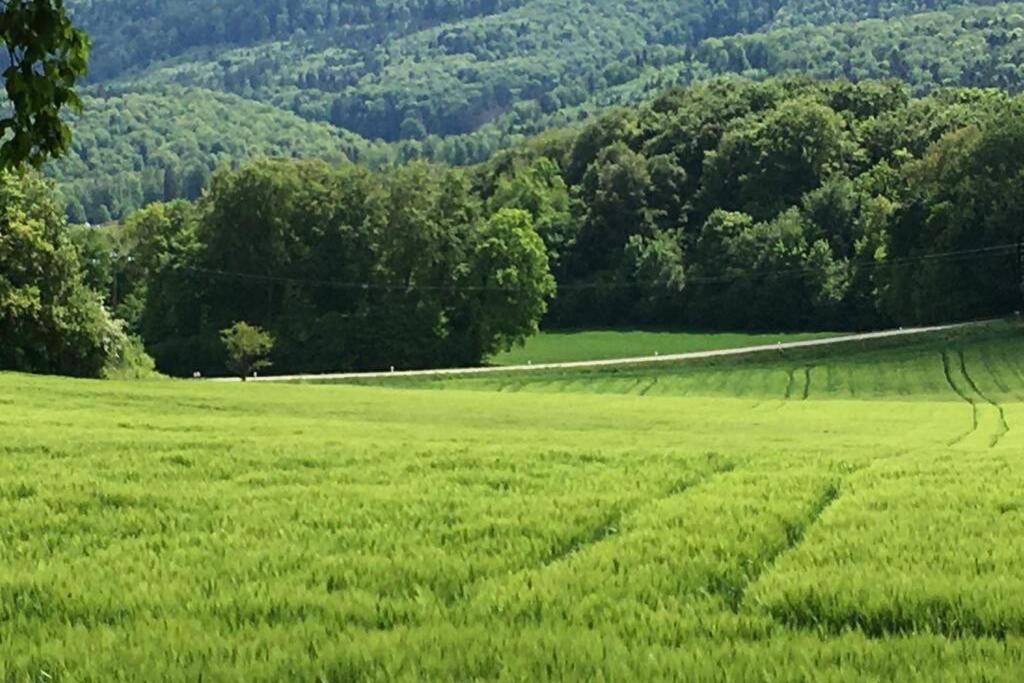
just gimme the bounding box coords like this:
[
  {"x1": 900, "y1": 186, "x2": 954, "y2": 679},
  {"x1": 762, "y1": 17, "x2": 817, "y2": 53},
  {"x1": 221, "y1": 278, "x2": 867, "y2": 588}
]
[
  {"x1": 941, "y1": 349, "x2": 978, "y2": 446},
  {"x1": 637, "y1": 377, "x2": 659, "y2": 396},
  {"x1": 747, "y1": 460, "x2": 1017, "y2": 642},
  {"x1": 995, "y1": 347, "x2": 1024, "y2": 401},
  {"x1": 846, "y1": 364, "x2": 857, "y2": 398},
  {"x1": 801, "y1": 366, "x2": 814, "y2": 400},
  {"x1": 725, "y1": 478, "x2": 843, "y2": 612},
  {"x1": 958, "y1": 350, "x2": 1009, "y2": 447},
  {"x1": 536, "y1": 509, "x2": 625, "y2": 568},
  {"x1": 623, "y1": 377, "x2": 645, "y2": 395},
  {"x1": 978, "y1": 348, "x2": 1012, "y2": 395},
  {"x1": 460, "y1": 460, "x2": 739, "y2": 607}
]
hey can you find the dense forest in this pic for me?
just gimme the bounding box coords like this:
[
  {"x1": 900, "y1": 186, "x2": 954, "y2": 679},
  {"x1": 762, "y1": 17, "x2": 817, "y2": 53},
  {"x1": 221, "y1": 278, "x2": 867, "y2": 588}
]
[
  {"x1": 19, "y1": 77, "x2": 1017, "y2": 378},
  {"x1": 44, "y1": 0, "x2": 1024, "y2": 221},
  {"x1": 512, "y1": 77, "x2": 1024, "y2": 331},
  {"x1": 69, "y1": 159, "x2": 556, "y2": 376},
  {"x1": 66, "y1": 0, "x2": 535, "y2": 79},
  {"x1": 56, "y1": 88, "x2": 367, "y2": 224}
]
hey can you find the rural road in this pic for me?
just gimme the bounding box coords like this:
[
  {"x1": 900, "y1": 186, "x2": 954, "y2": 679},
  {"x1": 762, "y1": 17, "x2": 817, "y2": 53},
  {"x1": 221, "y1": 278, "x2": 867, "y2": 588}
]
[{"x1": 219, "y1": 322, "x2": 970, "y2": 383}]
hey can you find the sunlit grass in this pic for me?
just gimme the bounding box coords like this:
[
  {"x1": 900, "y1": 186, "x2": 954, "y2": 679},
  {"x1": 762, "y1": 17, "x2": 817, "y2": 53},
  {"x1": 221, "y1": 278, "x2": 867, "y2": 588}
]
[
  {"x1": 491, "y1": 329, "x2": 834, "y2": 365},
  {"x1": 2, "y1": 320, "x2": 1023, "y2": 680}
]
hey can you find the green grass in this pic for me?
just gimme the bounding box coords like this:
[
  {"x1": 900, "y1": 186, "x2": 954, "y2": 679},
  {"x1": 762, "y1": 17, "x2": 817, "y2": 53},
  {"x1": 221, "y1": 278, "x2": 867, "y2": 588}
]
[
  {"x1": 490, "y1": 329, "x2": 835, "y2": 365},
  {"x1": 2, "y1": 320, "x2": 1024, "y2": 680},
  {"x1": 380, "y1": 321, "x2": 1024, "y2": 404}
]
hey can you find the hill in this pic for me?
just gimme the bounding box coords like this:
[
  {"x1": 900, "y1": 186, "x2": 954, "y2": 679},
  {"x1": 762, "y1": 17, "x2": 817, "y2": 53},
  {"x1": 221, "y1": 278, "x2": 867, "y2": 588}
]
[
  {"x1": 56, "y1": 87, "x2": 368, "y2": 223},
  {"x1": 361, "y1": 320, "x2": 1024, "y2": 411},
  {"x1": 48, "y1": 0, "x2": 1024, "y2": 221},
  {"x1": 58, "y1": 76, "x2": 1024, "y2": 377},
  {"x1": 3, "y1": 321, "x2": 1024, "y2": 678},
  {"x1": 489, "y1": 329, "x2": 834, "y2": 365}
]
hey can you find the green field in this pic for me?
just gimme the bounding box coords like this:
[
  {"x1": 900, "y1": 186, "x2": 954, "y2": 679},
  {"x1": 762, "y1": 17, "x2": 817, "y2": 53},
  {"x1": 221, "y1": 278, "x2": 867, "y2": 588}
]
[
  {"x1": 3, "y1": 321, "x2": 1024, "y2": 680},
  {"x1": 490, "y1": 330, "x2": 834, "y2": 365}
]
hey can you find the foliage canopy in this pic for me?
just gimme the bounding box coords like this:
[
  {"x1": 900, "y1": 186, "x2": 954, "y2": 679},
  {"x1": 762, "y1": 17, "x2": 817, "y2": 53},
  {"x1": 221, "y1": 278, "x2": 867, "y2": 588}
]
[
  {"x1": 221, "y1": 321, "x2": 275, "y2": 379},
  {"x1": 1, "y1": 0, "x2": 89, "y2": 167}
]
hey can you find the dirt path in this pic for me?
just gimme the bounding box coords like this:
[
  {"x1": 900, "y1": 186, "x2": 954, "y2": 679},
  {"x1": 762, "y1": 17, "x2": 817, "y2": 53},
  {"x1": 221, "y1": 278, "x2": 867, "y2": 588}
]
[{"x1": 216, "y1": 322, "x2": 969, "y2": 383}]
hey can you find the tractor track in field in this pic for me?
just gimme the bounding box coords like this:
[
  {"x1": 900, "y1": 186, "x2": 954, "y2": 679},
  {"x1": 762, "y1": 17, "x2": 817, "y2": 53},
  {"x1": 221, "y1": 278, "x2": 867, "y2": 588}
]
[
  {"x1": 941, "y1": 348, "x2": 1010, "y2": 447},
  {"x1": 624, "y1": 377, "x2": 645, "y2": 394},
  {"x1": 958, "y1": 350, "x2": 1009, "y2": 447},
  {"x1": 451, "y1": 460, "x2": 740, "y2": 609},
  {"x1": 978, "y1": 349, "x2": 1014, "y2": 398},
  {"x1": 942, "y1": 349, "x2": 979, "y2": 446},
  {"x1": 994, "y1": 348, "x2": 1024, "y2": 401},
  {"x1": 531, "y1": 460, "x2": 737, "y2": 570},
  {"x1": 637, "y1": 377, "x2": 659, "y2": 396},
  {"x1": 800, "y1": 366, "x2": 815, "y2": 400},
  {"x1": 784, "y1": 369, "x2": 796, "y2": 400},
  {"x1": 728, "y1": 478, "x2": 844, "y2": 612},
  {"x1": 781, "y1": 366, "x2": 814, "y2": 402},
  {"x1": 538, "y1": 508, "x2": 625, "y2": 568},
  {"x1": 225, "y1": 322, "x2": 972, "y2": 383}
]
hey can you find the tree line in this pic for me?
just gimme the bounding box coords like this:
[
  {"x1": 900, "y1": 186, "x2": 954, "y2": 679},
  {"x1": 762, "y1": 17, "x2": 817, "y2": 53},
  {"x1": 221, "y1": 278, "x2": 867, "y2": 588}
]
[
  {"x1": 71, "y1": 159, "x2": 554, "y2": 376},
  {"x1": 503, "y1": 77, "x2": 1024, "y2": 330},
  {"x1": 10, "y1": 76, "x2": 1024, "y2": 378}
]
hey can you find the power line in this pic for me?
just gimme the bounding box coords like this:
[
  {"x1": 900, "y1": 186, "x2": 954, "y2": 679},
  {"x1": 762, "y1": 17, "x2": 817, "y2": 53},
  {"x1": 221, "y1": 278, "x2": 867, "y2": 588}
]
[
  {"x1": 177, "y1": 265, "x2": 516, "y2": 292},
  {"x1": 172, "y1": 242, "x2": 1021, "y2": 293},
  {"x1": 684, "y1": 243, "x2": 1019, "y2": 285}
]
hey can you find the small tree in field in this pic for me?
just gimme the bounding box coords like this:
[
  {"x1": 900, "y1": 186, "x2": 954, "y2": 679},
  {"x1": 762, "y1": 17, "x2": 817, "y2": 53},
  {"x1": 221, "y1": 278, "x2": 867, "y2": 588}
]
[{"x1": 220, "y1": 322, "x2": 274, "y2": 380}]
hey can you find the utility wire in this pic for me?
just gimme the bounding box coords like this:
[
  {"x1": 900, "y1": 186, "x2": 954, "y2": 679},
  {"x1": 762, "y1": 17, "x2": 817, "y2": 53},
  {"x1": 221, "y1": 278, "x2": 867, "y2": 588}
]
[
  {"x1": 171, "y1": 242, "x2": 1020, "y2": 293},
  {"x1": 684, "y1": 243, "x2": 1019, "y2": 286}
]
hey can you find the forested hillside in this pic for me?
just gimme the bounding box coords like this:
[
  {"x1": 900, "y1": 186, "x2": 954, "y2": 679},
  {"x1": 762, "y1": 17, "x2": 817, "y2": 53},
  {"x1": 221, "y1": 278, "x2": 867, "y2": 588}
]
[
  {"x1": 53, "y1": 77, "x2": 1023, "y2": 378},
  {"x1": 58, "y1": 87, "x2": 368, "y2": 224},
  {"x1": 67, "y1": 0, "x2": 534, "y2": 79},
  {"x1": 47, "y1": 0, "x2": 1024, "y2": 222}
]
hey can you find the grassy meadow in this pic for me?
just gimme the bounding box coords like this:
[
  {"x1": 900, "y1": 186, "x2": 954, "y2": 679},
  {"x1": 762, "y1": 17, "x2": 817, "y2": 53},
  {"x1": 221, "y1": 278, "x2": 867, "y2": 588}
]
[
  {"x1": 489, "y1": 329, "x2": 834, "y2": 365},
  {"x1": 2, "y1": 321, "x2": 1024, "y2": 680}
]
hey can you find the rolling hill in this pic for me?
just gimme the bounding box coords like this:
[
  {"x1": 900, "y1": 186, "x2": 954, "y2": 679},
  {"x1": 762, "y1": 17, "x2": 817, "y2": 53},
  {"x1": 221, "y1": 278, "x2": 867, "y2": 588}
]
[
  {"x1": 49, "y1": 0, "x2": 1024, "y2": 222},
  {"x1": 3, "y1": 320, "x2": 1024, "y2": 678}
]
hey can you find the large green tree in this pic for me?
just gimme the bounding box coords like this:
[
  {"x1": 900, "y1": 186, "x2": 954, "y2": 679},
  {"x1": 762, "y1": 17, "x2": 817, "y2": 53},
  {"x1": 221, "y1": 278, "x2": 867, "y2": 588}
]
[
  {"x1": 700, "y1": 97, "x2": 852, "y2": 220},
  {"x1": 0, "y1": 169, "x2": 117, "y2": 376},
  {"x1": 1, "y1": 0, "x2": 89, "y2": 166},
  {"x1": 487, "y1": 157, "x2": 577, "y2": 275},
  {"x1": 462, "y1": 208, "x2": 556, "y2": 356}
]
